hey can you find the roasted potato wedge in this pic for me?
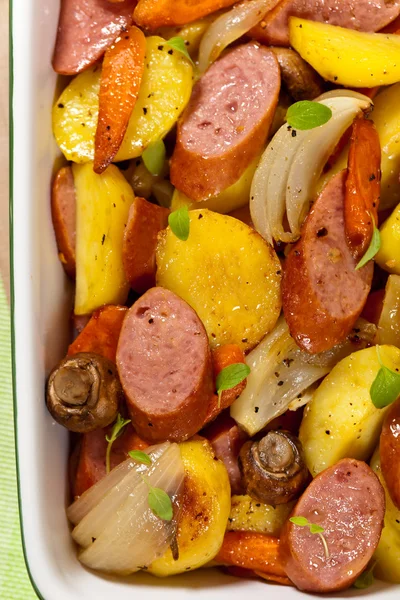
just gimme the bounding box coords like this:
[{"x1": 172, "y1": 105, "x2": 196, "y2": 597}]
[
  {"x1": 149, "y1": 439, "x2": 231, "y2": 576},
  {"x1": 289, "y1": 18, "x2": 400, "y2": 87},
  {"x1": 156, "y1": 209, "x2": 282, "y2": 352},
  {"x1": 299, "y1": 345, "x2": 400, "y2": 476},
  {"x1": 376, "y1": 203, "x2": 400, "y2": 275},
  {"x1": 377, "y1": 275, "x2": 400, "y2": 346},
  {"x1": 227, "y1": 495, "x2": 294, "y2": 536},
  {"x1": 371, "y1": 448, "x2": 400, "y2": 583},
  {"x1": 73, "y1": 163, "x2": 134, "y2": 315},
  {"x1": 170, "y1": 158, "x2": 258, "y2": 214},
  {"x1": 53, "y1": 36, "x2": 193, "y2": 163}
]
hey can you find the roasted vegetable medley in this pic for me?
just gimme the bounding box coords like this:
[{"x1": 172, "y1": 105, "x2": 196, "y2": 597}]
[{"x1": 48, "y1": 0, "x2": 400, "y2": 593}]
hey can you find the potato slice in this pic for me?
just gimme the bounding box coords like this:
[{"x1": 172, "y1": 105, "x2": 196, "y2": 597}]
[
  {"x1": 170, "y1": 158, "x2": 258, "y2": 214},
  {"x1": 227, "y1": 495, "x2": 293, "y2": 536},
  {"x1": 371, "y1": 448, "x2": 400, "y2": 583},
  {"x1": 149, "y1": 439, "x2": 231, "y2": 576},
  {"x1": 376, "y1": 203, "x2": 400, "y2": 275},
  {"x1": 53, "y1": 36, "x2": 193, "y2": 163},
  {"x1": 289, "y1": 18, "x2": 400, "y2": 87},
  {"x1": 156, "y1": 209, "x2": 282, "y2": 352},
  {"x1": 378, "y1": 275, "x2": 400, "y2": 346},
  {"x1": 73, "y1": 163, "x2": 134, "y2": 315},
  {"x1": 299, "y1": 345, "x2": 400, "y2": 476}
]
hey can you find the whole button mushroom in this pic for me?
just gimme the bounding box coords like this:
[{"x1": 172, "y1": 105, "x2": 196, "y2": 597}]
[
  {"x1": 239, "y1": 430, "x2": 309, "y2": 505},
  {"x1": 46, "y1": 352, "x2": 122, "y2": 433}
]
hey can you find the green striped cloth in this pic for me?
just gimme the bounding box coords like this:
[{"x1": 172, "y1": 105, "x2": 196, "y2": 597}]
[{"x1": 0, "y1": 279, "x2": 37, "y2": 598}]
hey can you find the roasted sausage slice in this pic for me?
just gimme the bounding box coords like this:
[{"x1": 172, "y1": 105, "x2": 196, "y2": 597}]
[
  {"x1": 171, "y1": 43, "x2": 280, "y2": 201},
  {"x1": 52, "y1": 0, "x2": 137, "y2": 76},
  {"x1": 116, "y1": 287, "x2": 214, "y2": 442},
  {"x1": 51, "y1": 166, "x2": 76, "y2": 278},
  {"x1": 380, "y1": 396, "x2": 400, "y2": 510},
  {"x1": 280, "y1": 458, "x2": 385, "y2": 593},
  {"x1": 282, "y1": 171, "x2": 373, "y2": 353},
  {"x1": 250, "y1": 0, "x2": 400, "y2": 47},
  {"x1": 122, "y1": 197, "x2": 169, "y2": 294}
]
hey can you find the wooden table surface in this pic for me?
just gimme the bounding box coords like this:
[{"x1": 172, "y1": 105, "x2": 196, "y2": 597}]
[{"x1": 1, "y1": 0, "x2": 9, "y2": 298}]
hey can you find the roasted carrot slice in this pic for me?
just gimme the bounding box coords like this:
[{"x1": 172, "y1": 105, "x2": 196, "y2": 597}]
[
  {"x1": 68, "y1": 305, "x2": 127, "y2": 362},
  {"x1": 134, "y1": 0, "x2": 237, "y2": 30},
  {"x1": 204, "y1": 345, "x2": 247, "y2": 425},
  {"x1": 94, "y1": 25, "x2": 146, "y2": 174},
  {"x1": 216, "y1": 532, "x2": 289, "y2": 582},
  {"x1": 345, "y1": 117, "x2": 381, "y2": 260}
]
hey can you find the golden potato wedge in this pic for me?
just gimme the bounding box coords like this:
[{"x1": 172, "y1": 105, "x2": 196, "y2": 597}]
[
  {"x1": 73, "y1": 163, "x2": 134, "y2": 315},
  {"x1": 378, "y1": 275, "x2": 400, "y2": 346},
  {"x1": 371, "y1": 448, "x2": 400, "y2": 584},
  {"x1": 53, "y1": 36, "x2": 193, "y2": 163},
  {"x1": 289, "y1": 18, "x2": 400, "y2": 87},
  {"x1": 299, "y1": 345, "x2": 400, "y2": 476},
  {"x1": 227, "y1": 495, "x2": 293, "y2": 536},
  {"x1": 149, "y1": 439, "x2": 231, "y2": 576},
  {"x1": 156, "y1": 209, "x2": 282, "y2": 352},
  {"x1": 170, "y1": 158, "x2": 258, "y2": 214},
  {"x1": 376, "y1": 203, "x2": 400, "y2": 275}
]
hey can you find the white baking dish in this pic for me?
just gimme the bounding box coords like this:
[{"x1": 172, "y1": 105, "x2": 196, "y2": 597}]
[{"x1": 10, "y1": 0, "x2": 398, "y2": 598}]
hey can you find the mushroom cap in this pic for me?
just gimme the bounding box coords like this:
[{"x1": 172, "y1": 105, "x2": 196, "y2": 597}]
[
  {"x1": 239, "y1": 430, "x2": 309, "y2": 505},
  {"x1": 46, "y1": 352, "x2": 123, "y2": 432}
]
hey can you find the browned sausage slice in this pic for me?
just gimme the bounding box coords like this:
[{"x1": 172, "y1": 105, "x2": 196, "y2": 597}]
[
  {"x1": 51, "y1": 166, "x2": 76, "y2": 278},
  {"x1": 122, "y1": 197, "x2": 169, "y2": 294},
  {"x1": 282, "y1": 171, "x2": 373, "y2": 354},
  {"x1": 251, "y1": 0, "x2": 400, "y2": 47},
  {"x1": 52, "y1": 0, "x2": 137, "y2": 76},
  {"x1": 380, "y1": 396, "x2": 400, "y2": 510},
  {"x1": 170, "y1": 43, "x2": 280, "y2": 202},
  {"x1": 279, "y1": 458, "x2": 385, "y2": 593},
  {"x1": 116, "y1": 287, "x2": 214, "y2": 442}
]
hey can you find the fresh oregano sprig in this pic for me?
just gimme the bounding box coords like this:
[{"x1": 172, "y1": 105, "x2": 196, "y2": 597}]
[
  {"x1": 290, "y1": 516, "x2": 330, "y2": 559},
  {"x1": 105, "y1": 413, "x2": 131, "y2": 474}
]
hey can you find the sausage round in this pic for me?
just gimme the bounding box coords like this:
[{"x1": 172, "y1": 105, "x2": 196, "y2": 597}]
[
  {"x1": 282, "y1": 170, "x2": 373, "y2": 354},
  {"x1": 280, "y1": 458, "x2": 385, "y2": 593},
  {"x1": 380, "y1": 397, "x2": 400, "y2": 510},
  {"x1": 170, "y1": 43, "x2": 280, "y2": 202},
  {"x1": 52, "y1": 0, "x2": 136, "y2": 76},
  {"x1": 122, "y1": 197, "x2": 169, "y2": 294},
  {"x1": 51, "y1": 166, "x2": 76, "y2": 278},
  {"x1": 116, "y1": 287, "x2": 214, "y2": 442},
  {"x1": 251, "y1": 0, "x2": 400, "y2": 47}
]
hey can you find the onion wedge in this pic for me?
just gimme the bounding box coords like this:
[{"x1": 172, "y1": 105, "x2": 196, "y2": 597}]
[
  {"x1": 250, "y1": 93, "x2": 373, "y2": 244},
  {"x1": 230, "y1": 317, "x2": 376, "y2": 435},
  {"x1": 198, "y1": 0, "x2": 281, "y2": 73}
]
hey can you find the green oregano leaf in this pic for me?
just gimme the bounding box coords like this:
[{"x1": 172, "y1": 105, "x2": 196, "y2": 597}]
[
  {"x1": 216, "y1": 363, "x2": 250, "y2": 395},
  {"x1": 147, "y1": 487, "x2": 173, "y2": 521},
  {"x1": 290, "y1": 516, "x2": 329, "y2": 558},
  {"x1": 128, "y1": 450, "x2": 152, "y2": 466},
  {"x1": 167, "y1": 37, "x2": 194, "y2": 66},
  {"x1": 142, "y1": 139, "x2": 166, "y2": 176},
  {"x1": 354, "y1": 562, "x2": 377, "y2": 589},
  {"x1": 105, "y1": 413, "x2": 131, "y2": 474},
  {"x1": 355, "y1": 223, "x2": 381, "y2": 270},
  {"x1": 286, "y1": 100, "x2": 332, "y2": 130},
  {"x1": 370, "y1": 347, "x2": 400, "y2": 409},
  {"x1": 168, "y1": 205, "x2": 190, "y2": 241}
]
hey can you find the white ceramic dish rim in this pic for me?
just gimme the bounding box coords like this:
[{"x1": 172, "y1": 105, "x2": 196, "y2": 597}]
[{"x1": 10, "y1": 0, "x2": 399, "y2": 598}]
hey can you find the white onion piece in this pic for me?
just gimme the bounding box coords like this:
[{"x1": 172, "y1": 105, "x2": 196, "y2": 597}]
[
  {"x1": 315, "y1": 90, "x2": 373, "y2": 103},
  {"x1": 67, "y1": 443, "x2": 168, "y2": 525},
  {"x1": 71, "y1": 444, "x2": 170, "y2": 548},
  {"x1": 198, "y1": 0, "x2": 281, "y2": 73},
  {"x1": 74, "y1": 443, "x2": 184, "y2": 574},
  {"x1": 286, "y1": 96, "x2": 373, "y2": 237},
  {"x1": 230, "y1": 317, "x2": 376, "y2": 435}
]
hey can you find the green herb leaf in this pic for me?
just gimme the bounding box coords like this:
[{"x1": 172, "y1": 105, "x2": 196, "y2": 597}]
[
  {"x1": 216, "y1": 363, "x2": 250, "y2": 395},
  {"x1": 286, "y1": 100, "x2": 332, "y2": 130},
  {"x1": 105, "y1": 413, "x2": 131, "y2": 473},
  {"x1": 356, "y1": 222, "x2": 381, "y2": 270},
  {"x1": 370, "y1": 363, "x2": 400, "y2": 408},
  {"x1": 354, "y1": 562, "x2": 377, "y2": 589},
  {"x1": 290, "y1": 516, "x2": 329, "y2": 558},
  {"x1": 142, "y1": 140, "x2": 166, "y2": 176},
  {"x1": 167, "y1": 37, "x2": 194, "y2": 66},
  {"x1": 148, "y1": 487, "x2": 173, "y2": 521},
  {"x1": 128, "y1": 450, "x2": 152, "y2": 466},
  {"x1": 168, "y1": 205, "x2": 190, "y2": 241}
]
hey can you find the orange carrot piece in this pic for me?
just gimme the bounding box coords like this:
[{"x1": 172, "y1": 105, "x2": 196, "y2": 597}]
[
  {"x1": 134, "y1": 0, "x2": 237, "y2": 30},
  {"x1": 94, "y1": 25, "x2": 146, "y2": 174},
  {"x1": 216, "y1": 532, "x2": 288, "y2": 581},
  {"x1": 204, "y1": 345, "x2": 247, "y2": 425},
  {"x1": 254, "y1": 571, "x2": 293, "y2": 586},
  {"x1": 68, "y1": 305, "x2": 127, "y2": 362},
  {"x1": 345, "y1": 117, "x2": 381, "y2": 260}
]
